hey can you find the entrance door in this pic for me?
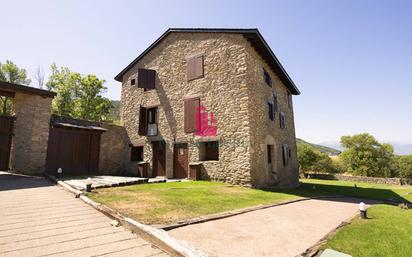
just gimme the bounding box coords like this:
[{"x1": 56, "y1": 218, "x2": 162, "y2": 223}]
[
  {"x1": 173, "y1": 143, "x2": 188, "y2": 179},
  {"x1": 152, "y1": 141, "x2": 166, "y2": 177},
  {"x1": 0, "y1": 116, "x2": 14, "y2": 171}
]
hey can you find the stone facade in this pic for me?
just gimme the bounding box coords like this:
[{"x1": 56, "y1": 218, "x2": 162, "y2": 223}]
[
  {"x1": 119, "y1": 31, "x2": 300, "y2": 188},
  {"x1": 10, "y1": 92, "x2": 53, "y2": 174},
  {"x1": 99, "y1": 123, "x2": 133, "y2": 175}
]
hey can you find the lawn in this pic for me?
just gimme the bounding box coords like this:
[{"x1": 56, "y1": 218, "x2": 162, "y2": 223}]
[
  {"x1": 87, "y1": 179, "x2": 412, "y2": 225},
  {"x1": 300, "y1": 179, "x2": 412, "y2": 202},
  {"x1": 323, "y1": 204, "x2": 412, "y2": 257},
  {"x1": 87, "y1": 181, "x2": 320, "y2": 224}
]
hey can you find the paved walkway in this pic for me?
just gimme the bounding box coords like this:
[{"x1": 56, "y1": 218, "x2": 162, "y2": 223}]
[
  {"x1": 169, "y1": 197, "x2": 375, "y2": 257},
  {"x1": 0, "y1": 173, "x2": 168, "y2": 257}
]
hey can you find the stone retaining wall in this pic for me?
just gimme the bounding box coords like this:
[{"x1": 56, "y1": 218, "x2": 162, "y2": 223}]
[{"x1": 306, "y1": 173, "x2": 405, "y2": 185}]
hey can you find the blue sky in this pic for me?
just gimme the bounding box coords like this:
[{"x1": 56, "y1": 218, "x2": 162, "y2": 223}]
[{"x1": 2, "y1": 0, "x2": 411, "y2": 144}]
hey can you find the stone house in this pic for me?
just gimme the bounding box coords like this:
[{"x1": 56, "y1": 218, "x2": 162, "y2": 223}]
[{"x1": 116, "y1": 28, "x2": 301, "y2": 188}]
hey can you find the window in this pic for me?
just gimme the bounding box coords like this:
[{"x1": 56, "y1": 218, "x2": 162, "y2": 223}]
[
  {"x1": 184, "y1": 98, "x2": 200, "y2": 133},
  {"x1": 287, "y1": 92, "x2": 292, "y2": 108},
  {"x1": 138, "y1": 106, "x2": 158, "y2": 136},
  {"x1": 131, "y1": 146, "x2": 143, "y2": 162},
  {"x1": 138, "y1": 68, "x2": 156, "y2": 90},
  {"x1": 273, "y1": 92, "x2": 278, "y2": 113},
  {"x1": 263, "y1": 68, "x2": 272, "y2": 87},
  {"x1": 282, "y1": 144, "x2": 289, "y2": 166},
  {"x1": 268, "y1": 102, "x2": 274, "y2": 121},
  {"x1": 267, "y1": 145, "x2": 272, "y2": 164},
  {"x1": 279, "y1": 112, "x2": 286, "y2": 129},
  {"x1": 187, "y1": 55, "x2": 204, "y2": 81},
  {"x1": 131, "y1": 79, "x2": 136, "y2": 85},
  {"x1": 199, "y1": 141, "x2": 219, "y2": 161}
]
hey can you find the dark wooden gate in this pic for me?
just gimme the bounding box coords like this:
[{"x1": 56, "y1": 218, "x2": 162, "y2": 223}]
[
  {"x1": 0, "y1": 116, "x2": 14, "y2": 171},
  {"x1": 173, "y1": 143, "x2": 188, "y2": 179},
  {"x1": 152, "y1": 141, "x2": 166, "y2": 177},
  {"x1": 46, "y1": 127, "x2": 102, "y2": 176}
]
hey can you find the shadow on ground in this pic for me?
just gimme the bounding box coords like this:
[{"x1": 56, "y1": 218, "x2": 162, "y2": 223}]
[
  {"x1": 0, "y1": 172, "x2": 53, "y2": 191},
  {"x1": 263, "y1": 181, "x2": 411, "y2": 204}
]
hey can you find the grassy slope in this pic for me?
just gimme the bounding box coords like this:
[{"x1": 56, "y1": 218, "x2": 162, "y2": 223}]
[
  {"x1": 297, "y1": 138, "x2": 341, "y2": 155},
  {"x1": 324, "y1": 205, "x2": 412, "y2": 257}
]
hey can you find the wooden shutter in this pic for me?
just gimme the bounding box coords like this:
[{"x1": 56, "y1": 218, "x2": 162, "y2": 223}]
[
  {"x1": 273, "y1": 92, "x2": 278, "y2": 113},
  {"x1": 138, "y1": 68, "x2": 156, "y2": 89},
  {"x1": 184, "y1": 98, "x2": 200, "y2": 133},
  {"x1": 280, "y1": 112, "x2": 285, "y2": 129},
  {"x1": 187, "y1": 55, "x2": 204, "y2": 81},
  {"x1": 287, "y1": 92, "x2": 292, "y2": 108},
  {"x1": 282, "y1": 144, "x2": 289, "y2": 166},
  {"x1": 205, "y1": 141, "x2": 219, "y2": 160},
  {"x1": 268, "y1": 102, "x2": 274, "y2": 121},
  {"x1": 138, "y1": 106, "x2": 147, "y2": 135}
]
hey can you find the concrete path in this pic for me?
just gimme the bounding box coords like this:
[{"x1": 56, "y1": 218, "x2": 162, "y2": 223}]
[
  {"x1": 169, "y1": 197, "x2": 374, "y2": 257},
  {"x1": 0, "y1": 173, "x2": 168, "y2": 257}
]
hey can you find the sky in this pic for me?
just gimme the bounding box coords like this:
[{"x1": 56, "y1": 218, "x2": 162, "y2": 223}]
[{"x1": 2, "y1": 0, "x2": 412, "y2": 144}]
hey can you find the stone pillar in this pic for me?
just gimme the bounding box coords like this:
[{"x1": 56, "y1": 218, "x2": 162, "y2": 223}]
[{"x1": 10, "y1": 93, "x2": 53, "y2": 174}]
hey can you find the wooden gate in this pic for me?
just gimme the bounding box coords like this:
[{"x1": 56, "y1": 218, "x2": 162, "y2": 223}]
[
  {"x1": 0, "y1": 116, "x2": 14, "y2": 171},
  {"x1": 46, "y1": 127, "x2": 102, "y2": 176}
]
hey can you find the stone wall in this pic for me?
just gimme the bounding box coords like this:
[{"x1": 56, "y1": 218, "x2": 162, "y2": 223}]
[
  {"x1": 99, "y1": 123, "x2": 134, "y2": 175},
  {"x1": 10, "y1": 92, "x2": 53, "y2": 174},
  {"x1": 244, "y1": 40, "x2": 299, "y2": 188},
  {"x1": 306, "y1": 173, "x2": 405, "y2": 186},
  {"x1": 120, "y1": 32, "x2": 299, "y2": 188}
]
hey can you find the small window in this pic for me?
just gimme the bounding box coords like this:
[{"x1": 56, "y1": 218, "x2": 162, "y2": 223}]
[
  {"x1": 268, "y1": 102, "x2": 274, "y2": 121},
  {"x1": 280, "y1": 112, "x2": 286, "y2": 129},
  {"x1": 131, "y1": 146, "x2": 144, "y2": 162},
  {"x1": 287, "y1": 92, "x2": 292, "y2": 108},
  {"x1": 267, "y1": 145, "x2": 272, "y2": 164},
  {"x1": 282, "y1": 144, "x2": 289, "y2": 166},
  {"x1": 131, "y1": 79, "x2": 136, "y2": 85},
  {"x1": 147, "y1": 108, "x2": 157, "y2": 124},
  {"x1": 273, "y1": 92, "x2": 278, "y2": 113},
  {"x1": 263, "y1": 68, "x2": 272, "y2": 87},
  {"x1": 138, "y1": 68, "x2": 156, "y2": 90},
  {"x1": 200, "y1": 141, "x2": 219, "y2": 161}
]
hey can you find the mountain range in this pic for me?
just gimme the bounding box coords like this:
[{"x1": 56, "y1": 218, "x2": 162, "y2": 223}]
[{"x1": 318, "y1": 141, "x2": 412, "y2": 156}]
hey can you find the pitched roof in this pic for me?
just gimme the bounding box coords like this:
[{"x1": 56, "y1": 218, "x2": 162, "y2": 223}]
[
  {"x1": 0, "y1": 81, "x2": 56, "y2": 98},
  {"x1": 115, "y1": 28, "x2": 300, "y2": 95}
]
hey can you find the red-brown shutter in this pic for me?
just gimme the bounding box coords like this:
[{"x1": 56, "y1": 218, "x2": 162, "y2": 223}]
[
  {"x1": 187, "y1": 55, "x2": 204, "y2": 81},
  {"x1": 138, "y1": 106, "x2": 147, "y2": 135},
  {"x1": 184, "y1": 98, "x2": 200, "y2": 133},
  {"x1": 138, "y1": 69, "x2": 156, "y2": 89}
]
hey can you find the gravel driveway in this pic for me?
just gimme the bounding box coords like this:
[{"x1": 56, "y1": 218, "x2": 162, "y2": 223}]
[{"x1": 169, "y1": 197, "x2": 374, "y2": 257}]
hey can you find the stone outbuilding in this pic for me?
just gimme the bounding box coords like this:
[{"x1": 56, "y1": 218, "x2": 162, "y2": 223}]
[
  {"x1": 115, "y1": 28, "x2": 301, "y2": 188},
  {"x1": 0, "y1": 81, "x2": 55, "y2": 174}
]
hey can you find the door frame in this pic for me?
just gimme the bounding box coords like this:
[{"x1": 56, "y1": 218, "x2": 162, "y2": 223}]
[{"x1": 173, "y1": 143, "x2": 189, "y2": 179}]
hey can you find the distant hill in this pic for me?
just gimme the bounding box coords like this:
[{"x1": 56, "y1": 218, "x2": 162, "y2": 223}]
[
  {"x1": 297, "y1": 138, "x2": 341, "y2": 155},
  {"x1": 319, "y1": 141, "x2": 412, "y2": 156}
]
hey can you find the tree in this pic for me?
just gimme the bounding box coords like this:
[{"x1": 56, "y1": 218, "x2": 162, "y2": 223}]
[
  {"x1": 340, "y1": 133, "x2": 395, "y2": 177},
  {"x1": 394, "y1": 155, "x2": 412, "y2": 183},
  {"x1": 0, "y1": 60, "x2": 32, "y2": 115},
  {"x1": 33, "y1": 66, "x2": 45, "y2": 89},
  {"x1": 46, "y1": 64, "x2": 113, "y2": 121},
  {"x1": 297, "y1": 144, "x2": 321, "y2": 172}
]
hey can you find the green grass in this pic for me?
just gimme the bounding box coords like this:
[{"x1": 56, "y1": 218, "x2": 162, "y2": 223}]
[
  {"x1": 87, "y1": 181, "x2": 322, "y2": 224},
  {"x1": 323, "y1": 204, "x2": 412, "y2": 257},
  {"x1": 300, "y1": 179, "x2": 412, "y2": 202},
  {"x1": 87, "y1": 179, "x2": 412, "y2": 225}
]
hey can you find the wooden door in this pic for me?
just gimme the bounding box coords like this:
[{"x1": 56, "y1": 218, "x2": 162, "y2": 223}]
[
  {"x1": 173, "y1": 143, "x2": 188, "y2": 179},
  {"x1": 0, "y1": 116, "x2": 14, "y2": 171},
  {"x1": 152, "y1": 141, "x2": 166, "y2": 177}
]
